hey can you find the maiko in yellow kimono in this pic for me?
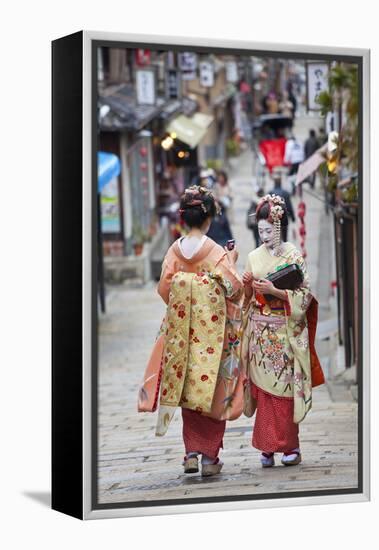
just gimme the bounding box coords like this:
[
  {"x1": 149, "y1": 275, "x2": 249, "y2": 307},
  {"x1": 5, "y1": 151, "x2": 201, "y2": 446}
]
[
  {"x1": 241, "y1": 241, "x2": 324, "y2": 453},
  {"x1": 142, "y1": 236, "x2": 244, "y2": 458}
]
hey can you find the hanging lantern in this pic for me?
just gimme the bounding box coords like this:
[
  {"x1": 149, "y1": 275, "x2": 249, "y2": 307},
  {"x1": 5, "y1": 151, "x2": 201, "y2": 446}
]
[
  {"x1": 327, "y1": 154, "x2": 338, "y2": 174},
  {"x1": 297, "y1": 201, "x2": 306, "y2": 219}
]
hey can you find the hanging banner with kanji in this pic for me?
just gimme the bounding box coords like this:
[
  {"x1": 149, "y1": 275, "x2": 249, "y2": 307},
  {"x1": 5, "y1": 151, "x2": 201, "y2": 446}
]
[{"x1": 306, "y1": 62, "x2": 329, "y2": 111}]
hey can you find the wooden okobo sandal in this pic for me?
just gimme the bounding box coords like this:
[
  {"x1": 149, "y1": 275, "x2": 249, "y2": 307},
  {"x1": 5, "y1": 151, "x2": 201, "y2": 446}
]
[
  {"x1": 281, "y1": 450, "x2": 302, "y2": 466},
  {"x1": 201, "y1": 458, "x2": 223, "y2": 477},
  {"x1": 183, "y1": 455, "x2": 199, "y2": 474}
]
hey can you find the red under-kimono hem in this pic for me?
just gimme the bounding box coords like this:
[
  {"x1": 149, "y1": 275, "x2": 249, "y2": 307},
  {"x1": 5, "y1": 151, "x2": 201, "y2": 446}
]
[
  {"x1": 251, "y1": 384, "x2": 299, "y2": 453},
  {"x1": 182, "y1": 408, "x2": 225, "y2": 459}
]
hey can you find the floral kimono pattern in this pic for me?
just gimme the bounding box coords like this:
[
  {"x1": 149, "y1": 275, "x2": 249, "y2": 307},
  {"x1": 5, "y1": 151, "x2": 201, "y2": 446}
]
[
  {"x1": 153, "y1": 237, "x2": 244, "y2": 436},
  {"x1": 241, "y1": 242, "x2": 324, "y2": 424}
]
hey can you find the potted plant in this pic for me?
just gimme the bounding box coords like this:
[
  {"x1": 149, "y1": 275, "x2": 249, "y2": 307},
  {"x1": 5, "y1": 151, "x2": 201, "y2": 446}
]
[
  {"x1": 132, "y1": 224, "x2": 146, "y2": 256},
  {"x1": 226, "y1": 138, "x2": 240, "y2": 157}
]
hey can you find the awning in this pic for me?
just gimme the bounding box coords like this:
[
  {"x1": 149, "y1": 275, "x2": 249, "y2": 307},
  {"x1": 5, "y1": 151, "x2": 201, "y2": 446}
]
[
  {"x1": 191, "y1": 112, "x2": 214, "y2": 128},
  {"x1": 295, "y1": 145, "x2": 327, "y2": 186},
  {"x1": 98, "y1": 151, "x2": 121, "y2": 193},
  {"x1": 166, "y1": 113, "x2": 214, "y2": 149},
  {"x1": 98, "y1": 84, "x2": 167, "y2": 131}
]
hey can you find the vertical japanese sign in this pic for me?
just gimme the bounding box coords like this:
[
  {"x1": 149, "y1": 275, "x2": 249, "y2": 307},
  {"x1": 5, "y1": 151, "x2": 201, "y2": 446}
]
[
  {"x1": 199, "y1": 60, "x2": 215, "y2": 87},
  {"x1": 178, "y1": 52, "x2": 198, "y2": 81},
  {"x1": 226, "y1": 61, "x2": 239, "y2": 83},
  {"x1": 136, "y1": 68, "x2": 156, "y2": 105},
  {"x1": 165, "y1": 68, "x2": 182, "y2": 99},
  {"x1": 306, "y1": 62, "x2": 329, "y2": 111}
]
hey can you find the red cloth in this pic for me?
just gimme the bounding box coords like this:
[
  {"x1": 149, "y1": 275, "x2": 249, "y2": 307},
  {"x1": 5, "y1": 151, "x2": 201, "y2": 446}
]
[
  {"x1": 251, "y1": 384, "x2": 299, "y2": 453},
  {"x1": 306, "y1": 298, "x2": 325, "y2": 387},
  {"x1": 182, "y1": 408, "x2": 226, "y2": 459},
  {"x1": 259, "y1": 138, "x2": 287, "y2": 173}
]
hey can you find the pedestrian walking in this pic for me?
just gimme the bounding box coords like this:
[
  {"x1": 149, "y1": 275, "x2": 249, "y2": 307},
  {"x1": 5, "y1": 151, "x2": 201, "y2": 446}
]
[
  {"x1": 214, "y1": 169, "x2": 233, "y2": 221},
  {"x1": 279, "y1": 90, "x2": 294, "y2": 128},
  {"x1": 286, "y1": 82, "x2": 297, "y2": 119},
  {"x1": 139, "y1": 185, "x2": 244, "y2": 477},
  {"x1": 303, "y1": 129, "x2": 320, "y2": 189},
  {"x1": 246, "y1": 186, "x2": 265, "y2": 248},
  {"x1": 262, "y1": 91, "x2": 279, "y2": 114},
  {"x1": 269, "y1": 174, "x2": 295, "y2": 241},
  {"x1": 240, "y1": 194, "x2": 324, "y2": 468},
  {"x1": 197, "y1": 167, "x2": 234, "y2": 247},
  {"x1": 284, "y1": 135, "x2": 304, "y2": 195}
]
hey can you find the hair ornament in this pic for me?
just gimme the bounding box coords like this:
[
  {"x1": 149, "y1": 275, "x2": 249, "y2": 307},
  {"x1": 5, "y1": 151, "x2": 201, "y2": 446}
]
[{"x1": 257, "y1": 194, "x2": 285, "y2": 256}]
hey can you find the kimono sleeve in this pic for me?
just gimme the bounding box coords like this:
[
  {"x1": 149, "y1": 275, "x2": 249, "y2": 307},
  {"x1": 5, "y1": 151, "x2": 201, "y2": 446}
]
[
  {"x1": 285, "y1": 251, "x2": 314, "y2": 320},
  {"x1": 213, "y1": 252, "x2": 244, "y2": 322},
  {"x1": 157, "y1": 252, "x2": 176, "y2": 305}
]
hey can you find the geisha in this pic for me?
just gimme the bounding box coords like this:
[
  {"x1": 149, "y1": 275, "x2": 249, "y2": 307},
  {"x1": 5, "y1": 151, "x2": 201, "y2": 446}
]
[
  {"x1": 138, "y1": 186, "x2": 244, "y2": 477},
  {"x1": 241, "y1": 194, "x2": 324, "y2": 467}
]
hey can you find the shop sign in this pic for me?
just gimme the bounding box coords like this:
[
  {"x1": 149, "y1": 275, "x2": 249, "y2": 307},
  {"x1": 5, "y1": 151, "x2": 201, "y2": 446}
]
[
  {"x1": 226, "y1": 61, "x2": 239, "y2": 83},
  {"x1": 178, "y1": 52, "x2": 198, "y2": 72},
  {"x1": 136, "y1": 68, "x2": 156, "y2": 105},
  {"x1": 101, "y1": 178, "x2": 121, "y2": 233},
  {"x1": 306, "y1": 62, "x2": 329, "y2": 111},
  {"x1": 199, "y1": 60, "x2": 215, "y2": 87},
  {"x1": 165, "y1": 68, "x2": 182, "y2": 99}
]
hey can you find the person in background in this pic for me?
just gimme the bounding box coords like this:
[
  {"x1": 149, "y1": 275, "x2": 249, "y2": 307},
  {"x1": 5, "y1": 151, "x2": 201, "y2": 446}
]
[
  {"x1": 199, "y1": 167, "x2": 217, "y2": 190},
  {"x1": 303, "y1": 129, "x2": 320, "y2": 189},
  {"x1": 246, "y1": 186, "x2": 265, "y2": 248},
  {"x1": 204, "y1": 169, "x2": 234, "y2": 247},
  {"x1": 262, "y1": 91, "x2": 279, "y2": 114},
  {"x1": 215, "y1": 169, "x2": 234, "y2": 222},
  {"x1": 206, "y1": 204, "x2": 234, "y2": 247},
  {"x1": 279, "y1": 90, "x2": 294, "y2": 125},
  {"x1": 284, "y1": 134, "x2": 304, "y2": 196},
  {"x1": 269, "y1": 174, "x2": 295, "y2": 241},
  {"x1": 286, "y1": 82, "x2": 297, "y2": 119}
]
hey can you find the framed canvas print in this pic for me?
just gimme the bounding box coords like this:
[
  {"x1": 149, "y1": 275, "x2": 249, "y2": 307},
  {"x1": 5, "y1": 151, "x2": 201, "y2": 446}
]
[{"x1": 52, "y1": 31, "x2": 370, "y2": 520}]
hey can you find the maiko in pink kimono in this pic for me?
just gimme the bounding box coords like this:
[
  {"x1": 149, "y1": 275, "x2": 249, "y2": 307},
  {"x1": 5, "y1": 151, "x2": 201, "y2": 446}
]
[{"x1": 138, "y1": 186, "x2": 244, "y2": 477}]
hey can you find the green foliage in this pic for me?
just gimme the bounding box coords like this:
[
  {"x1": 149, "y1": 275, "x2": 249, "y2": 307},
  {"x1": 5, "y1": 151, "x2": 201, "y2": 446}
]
[
  {"x1": 328, "y1": 64, "x2": 351, "y2": 90},
  {"x1": 316, "y1": 90, "x2": 333, "y2": 116},
  {"x1": 341, "y1": 181, "x2": 358, "y2": 203},
  {"x1": 316, "y1": 63, "x2": 359, "y2": 174},
  {"x1": 226, "y1": 138, "x2": 240, "y2": 157},
  {"x1": 327, "y1": 173, "x2": 338, "y2": 193},
  {"x1": 206, "y1": 158, "x2": 223, "y2": 170},
  {"x1": 132, "y1": 224, "x2": 148, "y2": 244},
  {"x1": 318, "y1": 161, "x2": 328, "y2": 178}
]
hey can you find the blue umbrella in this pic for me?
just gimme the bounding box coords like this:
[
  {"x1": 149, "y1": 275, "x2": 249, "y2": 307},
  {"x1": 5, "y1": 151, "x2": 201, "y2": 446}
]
[{"x1": 98, "y1": 151, "x2": 121, "y2": 193}]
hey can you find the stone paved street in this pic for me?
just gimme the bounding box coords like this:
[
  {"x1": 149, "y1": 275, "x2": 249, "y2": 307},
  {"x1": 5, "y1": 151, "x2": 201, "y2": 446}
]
[{"x1": 98, "y1": 115, "x2": 358, "y2": 505}]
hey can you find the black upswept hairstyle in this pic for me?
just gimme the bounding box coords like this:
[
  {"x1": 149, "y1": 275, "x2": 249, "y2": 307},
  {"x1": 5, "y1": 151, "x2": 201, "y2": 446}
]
[
  {"x1": 256, "y1": 201, "x2": 289, "y2": 227},
  {"x1": 179, "y1": 185, "x2": 217, "y2": 228}
]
